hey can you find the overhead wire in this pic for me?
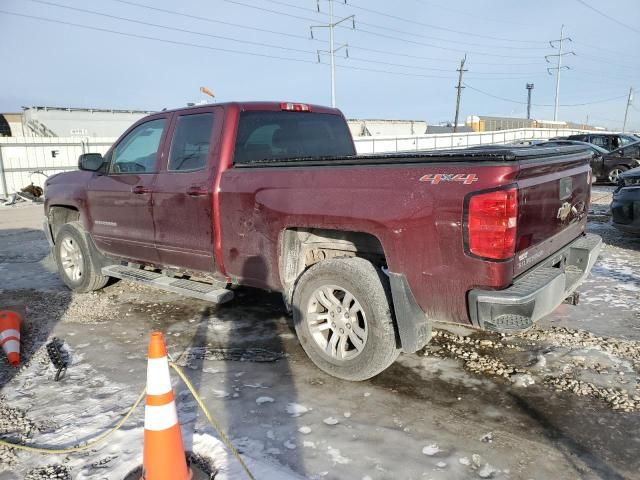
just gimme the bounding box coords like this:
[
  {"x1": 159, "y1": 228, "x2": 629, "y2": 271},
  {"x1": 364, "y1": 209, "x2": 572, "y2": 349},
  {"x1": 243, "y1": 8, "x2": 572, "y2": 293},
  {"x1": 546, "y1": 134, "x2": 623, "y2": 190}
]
[
  {"x1": 19, "y1": 0, "x2": 549, "y2": 77},
  {"x1": 222, "y1": 0, "x2": 545, "y2": 59},
  {"x1": 260, "y1": 0, "x2": 550, "y2": 50},
  {"x1": 0, "y1": 9, "x2": 458, "y2": 80},
  {"x1": 575, "y1": 0, "x2": 640, "y2": 35},
  {"x1": 464, "y1": 83, "x2": 628, "y2": 107},
  {"x1": 109, "y1": 0, "x2": 549, "y2": 68},
  {"x1": 343, "y1": 0, "x2": 547, "y2": 44}
]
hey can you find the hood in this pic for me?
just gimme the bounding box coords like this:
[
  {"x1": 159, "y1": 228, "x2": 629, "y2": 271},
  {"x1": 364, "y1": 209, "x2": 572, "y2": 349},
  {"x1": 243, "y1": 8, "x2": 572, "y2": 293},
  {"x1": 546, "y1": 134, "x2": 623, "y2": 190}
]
[{"x1": 621, "y1": 165, "x2": 640, "y2": 180}]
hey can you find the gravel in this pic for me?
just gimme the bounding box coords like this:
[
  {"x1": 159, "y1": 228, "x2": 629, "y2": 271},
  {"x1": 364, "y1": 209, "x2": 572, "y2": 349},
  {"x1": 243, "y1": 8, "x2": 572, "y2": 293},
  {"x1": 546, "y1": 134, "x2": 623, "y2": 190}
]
[{"x1": 426, "y1": 327, "x2": 640, "y2": 412}]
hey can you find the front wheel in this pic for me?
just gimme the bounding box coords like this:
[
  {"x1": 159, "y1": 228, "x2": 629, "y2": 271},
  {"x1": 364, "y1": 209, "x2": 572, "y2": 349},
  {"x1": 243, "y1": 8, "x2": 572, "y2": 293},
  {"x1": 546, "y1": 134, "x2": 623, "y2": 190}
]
[
  {"x1": 607, "y1": 165, "x2": 628, "y2": 184},
  {"x1": 292, "y1": 257, "x2": 399, "y2": 381},
  {"x1": 54, "y1": 221, "x2": 108, "y2": 293}
]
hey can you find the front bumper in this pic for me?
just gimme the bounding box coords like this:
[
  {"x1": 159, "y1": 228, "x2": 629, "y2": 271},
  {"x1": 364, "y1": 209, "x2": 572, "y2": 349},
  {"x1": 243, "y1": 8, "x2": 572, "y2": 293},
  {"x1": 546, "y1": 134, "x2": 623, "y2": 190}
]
[
  {"x1": 468, "y1": 233, "x2": 602, "y2": 333},
  {"x1": 611, "y1": 186, "x2": 640, "y2": 233}
]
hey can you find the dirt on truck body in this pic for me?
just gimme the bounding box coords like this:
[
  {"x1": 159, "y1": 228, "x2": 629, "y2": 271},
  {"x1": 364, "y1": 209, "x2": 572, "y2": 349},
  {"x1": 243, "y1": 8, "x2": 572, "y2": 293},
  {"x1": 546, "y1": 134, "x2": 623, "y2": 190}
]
[{"x1": 43, "y1": 101, "x2": 600, "y2": 380}]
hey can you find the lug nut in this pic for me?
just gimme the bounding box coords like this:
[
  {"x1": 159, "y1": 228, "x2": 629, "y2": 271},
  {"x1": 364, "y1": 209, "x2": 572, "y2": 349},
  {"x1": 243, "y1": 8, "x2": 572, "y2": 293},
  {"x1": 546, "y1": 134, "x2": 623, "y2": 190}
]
[
  {"x1": 346, "y1": 323, "x2": 351, "y2": 329},
  {"x1": 339, "y1": 328, "x2": 344, "y2": 334},
  {"x1": 332, "y1": 322, "x2": 336, "y2": 328}
]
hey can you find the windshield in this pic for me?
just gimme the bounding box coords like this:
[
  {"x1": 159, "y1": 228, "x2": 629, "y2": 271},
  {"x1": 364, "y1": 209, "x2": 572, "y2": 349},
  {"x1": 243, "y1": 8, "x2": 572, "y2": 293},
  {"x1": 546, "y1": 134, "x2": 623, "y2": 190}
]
[
  {"x1": 234, "y1": 111, "x2": 355, "y2": 163},
  {"x1": 590, "y1": 144, "x2": 609, "y2": 154}
]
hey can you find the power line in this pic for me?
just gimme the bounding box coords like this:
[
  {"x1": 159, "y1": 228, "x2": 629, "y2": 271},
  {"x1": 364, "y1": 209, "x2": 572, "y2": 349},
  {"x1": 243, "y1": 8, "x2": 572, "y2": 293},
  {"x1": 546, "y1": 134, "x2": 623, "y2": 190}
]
[
  {"x1": 262, "y1": 0, "x2": 548, "y2": 50},
  {"x1": 0, "y1": 9, "x2": 459, "y2": 81},
  {"x1": 344, "y1": 0, "x2": 546, "y2": 44},
  {"x1": 26, "y1": 0, "x2": 314, "y2": 55},
  {"x1": 575, "y1": 0, "x2": 640, "y2": 35},
  {"x1": 464, "y1": 83, "x2": 628, "y2": 107},
  {"x1": 21, "y1": 0, "x2": 487, "y2": 76},
  {"x1": 410, "y1": 0, "x2": 534, "y2": 27},
  {"x1": 108, "y1": 0, "x2": 545, "y2": 67},
  {"x1": 223, "y1": 0, "x2": 543, "y2": 59},
  {"x1": 109, "y1": 0, "x2": 310, "y2": 41}
]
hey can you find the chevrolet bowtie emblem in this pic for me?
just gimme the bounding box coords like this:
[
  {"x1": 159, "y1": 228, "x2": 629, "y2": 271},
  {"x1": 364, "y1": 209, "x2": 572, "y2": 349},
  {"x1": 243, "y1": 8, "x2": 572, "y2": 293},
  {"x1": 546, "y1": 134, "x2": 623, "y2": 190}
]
[{"x1": 557, "y1": 202, "x2": 573, "y2": 221}]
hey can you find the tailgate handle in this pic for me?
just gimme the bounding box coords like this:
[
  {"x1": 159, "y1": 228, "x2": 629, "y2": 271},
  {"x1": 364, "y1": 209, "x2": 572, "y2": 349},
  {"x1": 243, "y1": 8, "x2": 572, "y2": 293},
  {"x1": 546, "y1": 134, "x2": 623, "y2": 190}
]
[
  {"x1": 186, "y1": 185, "x2": 208, "y2": 197},
  {"x1": 131, "y1": 185, "x2": 151, "y2": 194}
]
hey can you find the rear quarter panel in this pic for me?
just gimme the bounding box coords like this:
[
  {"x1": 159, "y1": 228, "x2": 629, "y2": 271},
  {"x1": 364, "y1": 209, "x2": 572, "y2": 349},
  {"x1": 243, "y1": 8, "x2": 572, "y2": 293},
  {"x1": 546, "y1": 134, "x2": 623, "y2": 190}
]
[{"x1": 218, "y1": 161, "x2": 519, "y2": 325}]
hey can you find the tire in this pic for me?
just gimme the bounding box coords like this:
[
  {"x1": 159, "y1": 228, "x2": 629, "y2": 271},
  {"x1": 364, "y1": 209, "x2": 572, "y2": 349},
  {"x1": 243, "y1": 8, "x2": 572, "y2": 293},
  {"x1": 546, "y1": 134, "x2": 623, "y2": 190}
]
[
  {"x1": 54, "y1": 221, "x2": 109, "y2": 293},
  {"x1": 607, "y1": 165, "x2": 628, "y2": 184},
  {"x1": 292, "y1": 257, "x2": 400, "y2": 381}
]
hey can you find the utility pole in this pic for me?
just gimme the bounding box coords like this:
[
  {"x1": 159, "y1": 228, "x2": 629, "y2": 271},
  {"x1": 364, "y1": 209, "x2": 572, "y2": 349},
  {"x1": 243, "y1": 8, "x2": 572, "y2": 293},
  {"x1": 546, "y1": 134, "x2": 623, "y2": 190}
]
[
  {"x1": 310, "y1": 0, "x2": 355, "y2": 108},
  {"x1": 526, "y1": 83, "x2": 534, "y2": 120},
  {"x1": 546, "y1": 25, "x2": 575, "y2": 121},
  {"x1": 453, "y1": 54, "x2": 467, "y2": 133},
  {"x1": 622, "y1": 87, "x2": 633, "y2": 133}
]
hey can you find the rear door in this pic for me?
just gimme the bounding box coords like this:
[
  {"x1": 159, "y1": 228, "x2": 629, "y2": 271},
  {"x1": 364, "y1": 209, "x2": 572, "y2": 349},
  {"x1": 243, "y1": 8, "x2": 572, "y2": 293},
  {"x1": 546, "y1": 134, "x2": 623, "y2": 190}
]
[
  {"x1": 513, "y1": 149, "x2": 591, "y2": 276},
  {"x1": 151, "y1": 106, "x2": 223, "y2": 272},
  {"x1": 87, "y1": 115, "x2": 170, "y2": 263}
]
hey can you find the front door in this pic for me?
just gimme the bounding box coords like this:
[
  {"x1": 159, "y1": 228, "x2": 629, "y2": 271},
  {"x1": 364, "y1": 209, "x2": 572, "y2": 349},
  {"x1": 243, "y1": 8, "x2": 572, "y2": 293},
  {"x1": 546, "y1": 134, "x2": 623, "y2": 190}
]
[
  {"x1": 87, "y1": 116, "x2": 169, "y2": 264},
  {"x1": 151, "y1": 108, "x2": 221, "y2": 272}
]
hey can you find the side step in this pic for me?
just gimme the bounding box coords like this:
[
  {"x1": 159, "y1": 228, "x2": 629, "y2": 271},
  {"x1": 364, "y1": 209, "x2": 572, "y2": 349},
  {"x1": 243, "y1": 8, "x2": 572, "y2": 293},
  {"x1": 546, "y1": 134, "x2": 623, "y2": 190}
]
[{"x1": 102, "y1": 265, "x2": 234, "y2": 304}]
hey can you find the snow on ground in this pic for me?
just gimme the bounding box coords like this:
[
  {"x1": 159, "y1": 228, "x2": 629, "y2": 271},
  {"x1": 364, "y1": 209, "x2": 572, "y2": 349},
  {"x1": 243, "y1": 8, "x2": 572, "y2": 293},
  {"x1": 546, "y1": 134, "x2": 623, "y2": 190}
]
[{"x1": 1, "y1": 198, "x2": 639, "y2": 479}]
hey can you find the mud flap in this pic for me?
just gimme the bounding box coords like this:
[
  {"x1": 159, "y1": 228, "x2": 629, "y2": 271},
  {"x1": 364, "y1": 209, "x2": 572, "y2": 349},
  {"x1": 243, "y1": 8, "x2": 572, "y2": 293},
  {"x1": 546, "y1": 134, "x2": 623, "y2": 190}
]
[{"x1": 387, "y1": 272, "x2": 432, "y2": 353}]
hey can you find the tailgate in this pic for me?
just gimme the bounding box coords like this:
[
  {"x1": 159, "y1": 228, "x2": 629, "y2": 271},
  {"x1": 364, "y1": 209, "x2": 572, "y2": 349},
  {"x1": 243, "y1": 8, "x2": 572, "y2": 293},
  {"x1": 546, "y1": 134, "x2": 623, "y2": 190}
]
[{"x1": 513, "y1": 147, "x2": 592, "y2": 276}]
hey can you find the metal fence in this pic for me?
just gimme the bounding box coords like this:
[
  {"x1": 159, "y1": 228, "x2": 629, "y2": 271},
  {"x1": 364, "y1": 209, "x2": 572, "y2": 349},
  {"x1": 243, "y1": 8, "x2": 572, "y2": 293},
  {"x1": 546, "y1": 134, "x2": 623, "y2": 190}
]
[
  {"x1": 352, "y1": 127, "x2": 589, "y2": 154},
  {"x1": 0, "y1": 127, "x2": 590, "y2": 197},
  {"x1": 0, "y1": 136, "x2": 115, "y2": 197}
]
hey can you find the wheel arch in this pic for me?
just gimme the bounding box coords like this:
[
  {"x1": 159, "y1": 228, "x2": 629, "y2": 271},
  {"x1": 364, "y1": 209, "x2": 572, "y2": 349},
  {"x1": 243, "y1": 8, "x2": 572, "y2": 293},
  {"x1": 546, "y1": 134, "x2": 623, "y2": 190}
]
[
  {"x1": 279, "y1": 227, "x2": 387, "y2": 306},
  {"x1": 47, "y1": 205, "x2": 81, "y2": 244}
]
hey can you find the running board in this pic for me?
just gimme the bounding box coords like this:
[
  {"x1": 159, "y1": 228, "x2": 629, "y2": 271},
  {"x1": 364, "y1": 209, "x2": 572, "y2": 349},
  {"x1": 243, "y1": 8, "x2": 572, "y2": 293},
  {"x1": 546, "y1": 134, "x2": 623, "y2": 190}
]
[{"x1": 102, "y1": 265, "x2": 234, "y2": 304}]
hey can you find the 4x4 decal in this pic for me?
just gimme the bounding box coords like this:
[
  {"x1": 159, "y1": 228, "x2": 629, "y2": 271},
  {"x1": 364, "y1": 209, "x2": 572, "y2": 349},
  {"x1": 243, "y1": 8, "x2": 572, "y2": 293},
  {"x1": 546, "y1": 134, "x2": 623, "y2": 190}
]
[{"x1": 419, "y1": 173, "x2": 478, "y2": 185}]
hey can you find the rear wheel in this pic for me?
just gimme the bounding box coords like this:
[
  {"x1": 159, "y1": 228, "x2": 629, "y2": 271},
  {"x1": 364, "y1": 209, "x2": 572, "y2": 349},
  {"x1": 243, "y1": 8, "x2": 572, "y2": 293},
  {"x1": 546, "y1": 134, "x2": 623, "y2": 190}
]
[
  {"x1": 54, "y1": 222, "x2": 108, "y2": 293},
  {"x1": 607, "y1": 165, "x2": 628, "y2": 184},
  {"x1": 292, "y1": 257, "x2": 399, "y2": 381}
]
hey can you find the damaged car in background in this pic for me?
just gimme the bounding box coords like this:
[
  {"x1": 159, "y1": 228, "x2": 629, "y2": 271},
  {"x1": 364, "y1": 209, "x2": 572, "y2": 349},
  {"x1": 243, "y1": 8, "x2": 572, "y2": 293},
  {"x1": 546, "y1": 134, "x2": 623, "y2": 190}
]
[{"x1": 612, "y1": 165, "x2": 640, "y2": 234}]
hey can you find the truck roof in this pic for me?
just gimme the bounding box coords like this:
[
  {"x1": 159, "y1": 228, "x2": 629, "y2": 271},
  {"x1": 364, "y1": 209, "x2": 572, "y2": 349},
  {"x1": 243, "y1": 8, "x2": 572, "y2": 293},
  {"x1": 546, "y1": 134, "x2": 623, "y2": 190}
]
[{"x1": 159, "y1": 101, "x2": 343, "y2": 115}]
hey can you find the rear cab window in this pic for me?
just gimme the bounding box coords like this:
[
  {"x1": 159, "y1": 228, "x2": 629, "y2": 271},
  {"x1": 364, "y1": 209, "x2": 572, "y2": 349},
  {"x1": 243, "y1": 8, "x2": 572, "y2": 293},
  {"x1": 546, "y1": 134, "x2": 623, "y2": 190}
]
[{"x1": 233, "y1": 111, "x2": 355, "y2": 164}]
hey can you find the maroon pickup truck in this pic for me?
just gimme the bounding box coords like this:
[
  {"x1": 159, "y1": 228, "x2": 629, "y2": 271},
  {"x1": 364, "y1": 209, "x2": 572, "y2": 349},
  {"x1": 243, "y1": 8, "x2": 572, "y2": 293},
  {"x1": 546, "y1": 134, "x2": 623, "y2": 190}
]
[{"x1": 43, "y1": 101, "x2": 601, "y2": 380}]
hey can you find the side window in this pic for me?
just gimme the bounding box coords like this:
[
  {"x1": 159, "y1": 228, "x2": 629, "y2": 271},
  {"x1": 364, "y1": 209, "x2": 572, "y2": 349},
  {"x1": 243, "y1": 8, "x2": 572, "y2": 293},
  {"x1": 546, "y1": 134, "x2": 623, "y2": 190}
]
[
  {"x1": 590, "y1": 136, "x2": 608, "y2": 149},
  {"x1": 620, "y1": 136, "x2": 635, "y2": 147},
  {"x1": 111, "y1": 119, "x2": 166, "y2": 173},
  {"x1": 168, "y1": 113, "x2": 214, "y2": 171},
  {"x1": 610, "y1": 137, "x2": 621, "y2": 150}
]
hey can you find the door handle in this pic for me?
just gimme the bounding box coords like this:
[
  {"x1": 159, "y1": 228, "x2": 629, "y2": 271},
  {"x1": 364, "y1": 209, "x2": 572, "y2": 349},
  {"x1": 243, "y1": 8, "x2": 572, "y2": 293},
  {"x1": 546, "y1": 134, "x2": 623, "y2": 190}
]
[
  {"x1": 132, "y1": 185, "x2": 152, "y2": 194},
  {"x1": 186, "y1": 186, "x2": 208, "y2": 197}
]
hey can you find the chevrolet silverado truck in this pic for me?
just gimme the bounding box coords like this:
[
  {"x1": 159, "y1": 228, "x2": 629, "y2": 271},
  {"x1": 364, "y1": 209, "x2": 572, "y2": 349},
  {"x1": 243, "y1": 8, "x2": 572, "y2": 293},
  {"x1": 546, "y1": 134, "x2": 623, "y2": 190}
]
[{"x1": 43, "y1": 102, "x2": 602, "y2": 380}]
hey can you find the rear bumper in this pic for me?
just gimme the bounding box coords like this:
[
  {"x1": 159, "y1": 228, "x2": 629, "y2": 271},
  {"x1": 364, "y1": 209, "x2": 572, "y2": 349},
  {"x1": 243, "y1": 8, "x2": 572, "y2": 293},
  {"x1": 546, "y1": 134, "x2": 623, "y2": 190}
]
[
  {"x1": 611, "y1": 186, "x2": 640, "y2": 233},
  {"x1": 468, "y1": 233, "x2": 602, "y2": 333}
]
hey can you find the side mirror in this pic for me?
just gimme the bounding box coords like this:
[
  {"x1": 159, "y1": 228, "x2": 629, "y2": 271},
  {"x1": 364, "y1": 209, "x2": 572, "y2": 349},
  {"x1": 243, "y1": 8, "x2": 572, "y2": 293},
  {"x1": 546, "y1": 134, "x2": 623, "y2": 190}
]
[{"x1": 78, "y1": 153, "x2": 104, "y2": 171}]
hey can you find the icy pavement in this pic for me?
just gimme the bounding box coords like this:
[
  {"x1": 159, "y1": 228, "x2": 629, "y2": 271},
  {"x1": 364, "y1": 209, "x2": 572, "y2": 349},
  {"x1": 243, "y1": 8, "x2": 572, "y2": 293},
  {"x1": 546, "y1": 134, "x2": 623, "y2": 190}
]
[{"x1": 1, "y1": 202, "x2": 639, "y2": 479}]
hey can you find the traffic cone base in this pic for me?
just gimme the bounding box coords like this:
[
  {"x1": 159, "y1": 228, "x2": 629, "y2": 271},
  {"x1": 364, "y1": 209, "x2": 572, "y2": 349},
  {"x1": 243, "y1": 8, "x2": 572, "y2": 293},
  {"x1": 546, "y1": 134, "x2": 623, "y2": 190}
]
[{"x1": 0, "y1": 310, "x2": 21, "y2": 367}]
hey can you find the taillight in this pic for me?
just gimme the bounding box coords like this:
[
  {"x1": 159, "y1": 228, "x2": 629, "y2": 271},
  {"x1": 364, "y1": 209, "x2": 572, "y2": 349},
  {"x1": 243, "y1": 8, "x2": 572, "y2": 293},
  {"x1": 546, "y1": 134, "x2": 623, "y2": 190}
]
[
  {"x1": 281, "y1": 102, "x2": 311, "y2": 112},
  {"x1": 466, "y1": 188, "x2": 518, "y2": 260}
]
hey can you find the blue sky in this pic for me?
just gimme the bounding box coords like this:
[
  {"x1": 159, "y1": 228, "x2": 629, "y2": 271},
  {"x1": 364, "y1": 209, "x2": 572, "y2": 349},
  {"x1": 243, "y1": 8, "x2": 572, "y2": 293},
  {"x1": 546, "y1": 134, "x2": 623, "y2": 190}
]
[{"x1": 1, "y1": 0, "x2": 638, "y2": 130}]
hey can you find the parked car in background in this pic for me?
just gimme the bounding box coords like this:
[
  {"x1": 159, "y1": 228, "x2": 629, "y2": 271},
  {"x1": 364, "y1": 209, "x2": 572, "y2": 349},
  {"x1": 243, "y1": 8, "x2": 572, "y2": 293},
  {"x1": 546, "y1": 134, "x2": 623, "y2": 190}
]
[
  {"x1": 543, "y1": 139, "x2": 639, "y2": 184},
  {"x1": 611, "y1": 165, "x2": 640, "y2": 234},
  {"x1": 566, "y1": 132, "x2": 640, "y2": 152}
]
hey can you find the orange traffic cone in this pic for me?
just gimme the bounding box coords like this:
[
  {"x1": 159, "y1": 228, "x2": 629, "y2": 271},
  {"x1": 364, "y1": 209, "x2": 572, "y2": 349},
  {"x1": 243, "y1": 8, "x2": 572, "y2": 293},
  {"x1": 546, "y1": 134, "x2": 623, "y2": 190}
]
[
  {"x1": 143, "y1": 332, "x2": 192, "y2": 480},
  {"x1": 0, "y1": 310, "x2": 21, "y2": 367}
]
